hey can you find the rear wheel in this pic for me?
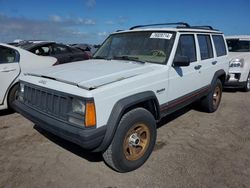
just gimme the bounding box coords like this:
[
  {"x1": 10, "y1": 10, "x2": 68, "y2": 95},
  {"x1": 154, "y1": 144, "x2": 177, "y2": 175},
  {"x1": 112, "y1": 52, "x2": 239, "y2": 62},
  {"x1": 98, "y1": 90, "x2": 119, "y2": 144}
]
[
  {"x1": 243, "y1": 73, "x2": 250, "y2": 92},
  {"x1": 200, "y1": 79, "x2": 222, "y2": 113},
  {"x1": 102, "y1": 108, "x2": 156, "y2": 172}
]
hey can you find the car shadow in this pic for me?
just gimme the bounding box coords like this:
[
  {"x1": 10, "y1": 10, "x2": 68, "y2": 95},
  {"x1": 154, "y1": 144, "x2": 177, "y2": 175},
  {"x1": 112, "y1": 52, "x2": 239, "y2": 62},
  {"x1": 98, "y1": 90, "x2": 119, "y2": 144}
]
[
  {"x1": 33, "y1": 104, "x2": 194, "y2": 162},
  {"x1": 223, "y1": 88, "x2": 243, "y2": 93},
  {"x1": 34, "y1": 125, "x2": 103, "y2": 162},
  {"x1": 0, "y1": 109, "x2": 15, "y2": 116},
  {"x1": 157, "y1": 105, "x2": 192, "y2": 129}
]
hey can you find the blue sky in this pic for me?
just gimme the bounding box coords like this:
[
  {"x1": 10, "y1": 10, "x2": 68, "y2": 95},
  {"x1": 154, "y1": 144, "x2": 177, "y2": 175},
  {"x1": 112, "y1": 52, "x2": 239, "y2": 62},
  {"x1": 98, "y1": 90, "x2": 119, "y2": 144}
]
[{"x1": 0, "y1": 0, "x2": 249, "y2": 44}]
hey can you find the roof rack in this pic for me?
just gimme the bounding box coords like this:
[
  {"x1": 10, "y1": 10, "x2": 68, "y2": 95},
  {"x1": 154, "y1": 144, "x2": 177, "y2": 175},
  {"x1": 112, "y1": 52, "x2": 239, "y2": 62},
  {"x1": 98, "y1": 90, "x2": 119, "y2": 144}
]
[
  {"x1": 189, "y1": 25, "x2": 217, "y2": 31},
  {"x1": 129, "y1": 22, "x2": 217, "y2": 31},
  {"x1": 129, "y1": 22, "x2": 190, "y2": 30}
]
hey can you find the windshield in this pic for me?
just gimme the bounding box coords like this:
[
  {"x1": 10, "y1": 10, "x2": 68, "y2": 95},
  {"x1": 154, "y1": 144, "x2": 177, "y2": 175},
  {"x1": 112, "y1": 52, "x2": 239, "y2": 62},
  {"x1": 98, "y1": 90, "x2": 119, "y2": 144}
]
[
  {"x1": 227, "y1": 39, "x2": 250, "y2": 52},
  {"x1": 94, "y1": 31, "x2": 176, "y2": 64}
]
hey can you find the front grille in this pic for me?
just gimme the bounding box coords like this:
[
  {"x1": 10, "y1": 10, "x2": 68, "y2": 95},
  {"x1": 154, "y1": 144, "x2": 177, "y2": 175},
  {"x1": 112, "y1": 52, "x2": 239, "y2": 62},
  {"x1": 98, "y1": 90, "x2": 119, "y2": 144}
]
[{"x1": 23, "y1": 84, "x2": 69, "y2": 120}]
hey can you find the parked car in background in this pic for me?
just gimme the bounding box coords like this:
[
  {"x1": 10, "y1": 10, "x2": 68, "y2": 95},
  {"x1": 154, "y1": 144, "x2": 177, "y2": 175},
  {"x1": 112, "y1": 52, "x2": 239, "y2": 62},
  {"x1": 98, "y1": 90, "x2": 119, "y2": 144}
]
[
  {"x1": 0, "y1": 43, "x2": 57, "y2": 110},
  {"x1": 17, "y1": 42, "x2": 91, "y2": 65},
  {"x1": 69, "y1": 43, "x2": 99, "y2": 56},
  {"x1": 225, "y1": 36, "x2": 250, "y2": 91},
  {"x1": 8, "y1": 39, "x2": 55, "y2": 46}
]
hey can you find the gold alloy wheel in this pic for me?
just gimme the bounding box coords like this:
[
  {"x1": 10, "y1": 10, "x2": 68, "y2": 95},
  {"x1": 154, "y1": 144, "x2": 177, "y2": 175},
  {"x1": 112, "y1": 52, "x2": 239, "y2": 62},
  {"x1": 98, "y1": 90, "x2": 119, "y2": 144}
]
[
  {"x1": 213, "y1": 86, "x2": 221, "y2": 109},
  {"x1": 123, "y1": 123, "x2": 151, "y2": 161}
]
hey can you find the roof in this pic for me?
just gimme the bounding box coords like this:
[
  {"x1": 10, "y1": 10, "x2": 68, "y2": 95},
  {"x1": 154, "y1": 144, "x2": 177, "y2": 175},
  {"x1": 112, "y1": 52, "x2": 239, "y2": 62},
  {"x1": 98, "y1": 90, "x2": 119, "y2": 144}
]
[
  {"x1": 0, "y1": 42, "x2": 42, "y2": 56},
  {"x1": 115, "y1": 28, "x2": 222, "y2": 35},
  {"x1": 0, "y1": 43, "x2": 23, "y2": 51},
  {"x1": 114, "y1": 22, "x2": 223, "y2": 35},
  {"x1": 226, "y1": 35, "x2": 250, "y2": 40},
  {"x1": 17, "y1": 41, "x2": 55, "y2": 50}
]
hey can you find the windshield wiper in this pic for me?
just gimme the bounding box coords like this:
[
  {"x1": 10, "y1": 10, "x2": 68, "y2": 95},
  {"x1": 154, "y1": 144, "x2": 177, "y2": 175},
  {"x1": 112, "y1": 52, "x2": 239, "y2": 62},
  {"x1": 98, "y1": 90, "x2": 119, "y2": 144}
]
[{"x1": 112, "y1": 56, "x2": 145, "y2": 64}]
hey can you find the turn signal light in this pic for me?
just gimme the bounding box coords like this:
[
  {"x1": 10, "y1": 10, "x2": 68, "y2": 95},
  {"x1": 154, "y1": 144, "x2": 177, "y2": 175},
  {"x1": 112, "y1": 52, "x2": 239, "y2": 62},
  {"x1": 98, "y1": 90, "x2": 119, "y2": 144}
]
[{"x1": 85, "y1": 101, "x2": 96, "y2": 127}]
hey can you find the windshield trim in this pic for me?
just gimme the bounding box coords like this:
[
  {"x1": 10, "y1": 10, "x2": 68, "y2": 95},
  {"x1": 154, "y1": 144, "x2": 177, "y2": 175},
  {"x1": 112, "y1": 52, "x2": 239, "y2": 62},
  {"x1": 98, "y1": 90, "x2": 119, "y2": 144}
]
[{"x1": 93, "y1": 30, "x2": 176, "y2": 65}]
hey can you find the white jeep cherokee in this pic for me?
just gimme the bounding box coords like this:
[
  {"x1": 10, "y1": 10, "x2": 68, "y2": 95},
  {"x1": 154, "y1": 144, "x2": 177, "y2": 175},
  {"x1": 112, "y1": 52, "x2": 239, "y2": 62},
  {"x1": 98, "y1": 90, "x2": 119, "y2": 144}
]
[
  {"x1": 14, "y1": 23, "x2": 229, "y2": 172},
  {"x1": 225, "y1": 36, "x2": 250, "y2": 91}
]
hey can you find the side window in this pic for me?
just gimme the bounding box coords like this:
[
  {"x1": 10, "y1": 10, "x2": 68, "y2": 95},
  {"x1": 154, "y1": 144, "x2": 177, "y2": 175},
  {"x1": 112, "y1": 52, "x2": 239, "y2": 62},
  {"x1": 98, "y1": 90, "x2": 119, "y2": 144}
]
[
  {"x1": 197, "y1": 35, "x2": 213, "y2": 60},
  {"x1": 52, "y1": 44, "x2": 71, "y2": 55},
  {"x1": 0, "y1": 46, "x2": 19, "y2": 64},
  {"x1": 33, "y1": 46, "x2": 50, "y2": 56},
  {"x1": 41, "y1": 46, "x2": 50, "y2": 55},
  {"x1": 212, "y1": 35, "x2": 227, "y2": 56},
  {"x1": 175, "y1": 35, "x2": 196, "y2": 62}
]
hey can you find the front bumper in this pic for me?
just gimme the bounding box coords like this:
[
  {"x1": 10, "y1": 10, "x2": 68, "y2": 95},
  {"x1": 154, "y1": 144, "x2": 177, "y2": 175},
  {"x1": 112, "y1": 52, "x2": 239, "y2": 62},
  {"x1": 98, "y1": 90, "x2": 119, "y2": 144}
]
[
  {"x1": 224, "y1": 80, "x2": 246, "y2": 88},
  {"x1": 224, "y1": 72, "x2": 246, "y2": 88},
  {"x1": 13, "y1": 100, "x2": 106, "y2": 150}
]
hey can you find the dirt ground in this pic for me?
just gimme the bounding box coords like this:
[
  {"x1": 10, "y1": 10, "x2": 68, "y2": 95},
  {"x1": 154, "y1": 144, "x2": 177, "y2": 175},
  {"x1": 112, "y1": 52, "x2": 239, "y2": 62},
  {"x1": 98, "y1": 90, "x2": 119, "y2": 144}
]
[{"x1": 0, "y1": 90, "x2": 250, "y2": 188}]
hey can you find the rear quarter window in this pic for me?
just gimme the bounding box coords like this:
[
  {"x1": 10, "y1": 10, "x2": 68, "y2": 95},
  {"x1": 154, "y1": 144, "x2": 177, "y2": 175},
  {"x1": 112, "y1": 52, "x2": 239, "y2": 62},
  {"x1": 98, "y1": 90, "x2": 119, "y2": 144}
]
[{"x1": 212, "y1": 35, "x2": 227, "y2": 57}]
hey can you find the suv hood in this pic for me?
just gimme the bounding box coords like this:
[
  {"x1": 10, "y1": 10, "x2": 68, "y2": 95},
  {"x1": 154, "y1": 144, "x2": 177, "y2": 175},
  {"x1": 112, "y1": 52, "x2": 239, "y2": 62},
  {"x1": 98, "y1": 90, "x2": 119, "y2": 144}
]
[
  {"x1": 228, "y1": 52, "x2": 250, "y2": 61},
  {"x1": 27, "y1": 59, "x2": 159, "y2": 90}
]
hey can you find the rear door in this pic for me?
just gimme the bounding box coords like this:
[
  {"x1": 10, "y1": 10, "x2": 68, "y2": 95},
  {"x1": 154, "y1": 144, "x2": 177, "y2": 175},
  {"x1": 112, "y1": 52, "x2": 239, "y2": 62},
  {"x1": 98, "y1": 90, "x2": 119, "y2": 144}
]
[
  {"x1": 196, "y1": 34, "x2": 216, "y2": 86},
  {"x1": 0, "y1": 46, "x2": 20, "y2": 104}
]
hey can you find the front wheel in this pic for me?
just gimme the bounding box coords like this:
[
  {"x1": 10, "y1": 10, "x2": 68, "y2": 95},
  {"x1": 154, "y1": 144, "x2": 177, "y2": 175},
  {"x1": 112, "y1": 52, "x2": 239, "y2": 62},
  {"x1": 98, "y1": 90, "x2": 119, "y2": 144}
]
[
  {"x1": 102, "y1": 108, "x2": 156, "y2": 172},
  {"x1": 7, "y1": 84, "x2": 19, "y2": 110},
  {"x1": 200, "y1": 79, "x2": 222, "y2": 113},
  {"x1": 243, "y1": 73, "x2": 250, "y2": 92}
]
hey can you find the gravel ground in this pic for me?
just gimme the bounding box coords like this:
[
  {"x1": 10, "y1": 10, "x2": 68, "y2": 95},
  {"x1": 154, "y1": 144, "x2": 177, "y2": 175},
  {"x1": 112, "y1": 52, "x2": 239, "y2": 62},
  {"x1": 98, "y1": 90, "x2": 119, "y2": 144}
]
[{"x1": 0, "y1": 90, "x2": 250, "y2": 188}]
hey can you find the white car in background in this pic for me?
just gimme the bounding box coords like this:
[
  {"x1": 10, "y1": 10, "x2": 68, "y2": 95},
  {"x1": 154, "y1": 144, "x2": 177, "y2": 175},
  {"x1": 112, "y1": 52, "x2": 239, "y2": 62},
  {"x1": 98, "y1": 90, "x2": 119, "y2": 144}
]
[
  {"x1": 225, "y1": 36, "x2": 250, "y2": 91},
  {"x1": 0, "y1": 43, "x2": 57, "y2": 110}
]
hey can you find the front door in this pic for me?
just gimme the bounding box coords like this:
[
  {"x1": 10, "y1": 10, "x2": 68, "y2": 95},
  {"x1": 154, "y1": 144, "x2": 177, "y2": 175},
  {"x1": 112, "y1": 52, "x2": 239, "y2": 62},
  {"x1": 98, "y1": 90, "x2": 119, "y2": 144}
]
[
  {"x1": 167, "y1": 34, "x2": 203, "y2": 103},
  {"x1": 0, "y1": 46, "x2": 20, "y2": 104}
]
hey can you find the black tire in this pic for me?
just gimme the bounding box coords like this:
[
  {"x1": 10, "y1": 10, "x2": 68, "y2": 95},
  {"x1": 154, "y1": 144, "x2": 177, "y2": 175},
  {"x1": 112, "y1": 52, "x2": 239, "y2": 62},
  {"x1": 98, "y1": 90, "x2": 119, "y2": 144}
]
[
  {"x1": 7, "y1": 84, "x2": 19, "y2": 110},
  {"x1": 200, "y1": 79, "x2": 222, "y2": 113},
  {"x1": 243, "y1": 73, "x2": 250, "y2": 92},
  {"x1": 102, "y1": 108, "x2": 156, "y2": 172}
]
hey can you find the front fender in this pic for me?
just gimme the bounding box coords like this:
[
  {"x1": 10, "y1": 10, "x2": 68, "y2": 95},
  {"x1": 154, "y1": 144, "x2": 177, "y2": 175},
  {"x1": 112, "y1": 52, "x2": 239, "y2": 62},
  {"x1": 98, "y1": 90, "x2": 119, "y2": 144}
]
[{"x1": 93, "y1": 91, "x2": 159, "y2": 152}]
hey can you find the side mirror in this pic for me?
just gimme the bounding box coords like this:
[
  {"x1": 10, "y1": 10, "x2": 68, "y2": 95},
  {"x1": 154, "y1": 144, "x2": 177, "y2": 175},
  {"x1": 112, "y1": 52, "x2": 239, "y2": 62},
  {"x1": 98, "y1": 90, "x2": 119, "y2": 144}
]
[{"x1": 173, "y1": 56, "x2": 190, "y2": 67}]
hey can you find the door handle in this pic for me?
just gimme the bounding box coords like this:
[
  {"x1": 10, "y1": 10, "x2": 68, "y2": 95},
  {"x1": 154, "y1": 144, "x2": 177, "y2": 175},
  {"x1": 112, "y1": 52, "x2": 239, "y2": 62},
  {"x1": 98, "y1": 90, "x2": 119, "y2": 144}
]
[
  {"x1": 211, "y1": 61, "x2": 217, "y2": 65},
  {"x1": 194, "y1": 65, "x2": 202, "y2": 70}
]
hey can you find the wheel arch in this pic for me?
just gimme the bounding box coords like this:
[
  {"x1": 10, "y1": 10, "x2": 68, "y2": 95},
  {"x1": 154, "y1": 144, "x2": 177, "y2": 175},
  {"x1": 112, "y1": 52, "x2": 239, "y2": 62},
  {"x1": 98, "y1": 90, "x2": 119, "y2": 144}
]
[
  {"x1": 211, "y1": 69, "x2": 227, "y2": 86},
  {"x1": 94, "y1": 91, "x2": 160, "y2": 152},
  {"x1": 7, "y1": 81, "x2": 19, "y2": 107}
]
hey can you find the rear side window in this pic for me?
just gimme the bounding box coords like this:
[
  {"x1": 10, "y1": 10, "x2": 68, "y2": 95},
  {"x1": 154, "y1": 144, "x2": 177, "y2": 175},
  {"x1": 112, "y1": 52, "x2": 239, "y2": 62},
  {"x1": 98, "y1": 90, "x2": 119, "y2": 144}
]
[
  {"x1": 212, "y1": 35, "x2": 227, "y2": 56},
  {"x1": 32, "y1": 46, "x2": 50, "y2": 56},
  {"x1": 197, "y1": 35, "x2": 213, "y2": 60},
  {"x1": 52, "y1": 44, "x2": 71, "y2": 55},
  {"x1": 175, "y1": 35, "x2": 197, "y2": 62},
  {"x1": 0, "y1": 46, "x2": 19, "y2": 64}
]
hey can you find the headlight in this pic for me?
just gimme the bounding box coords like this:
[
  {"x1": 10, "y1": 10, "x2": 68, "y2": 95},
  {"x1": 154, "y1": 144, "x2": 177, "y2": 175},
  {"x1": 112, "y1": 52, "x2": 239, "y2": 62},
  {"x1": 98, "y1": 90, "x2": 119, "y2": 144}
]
[
  {"x1": 68, "y1": 98, "x2": 96, "y2": 128},
  {"x1": 229, "y1": 58, "x2": 244, "y2": 68},
  {"x1": 18, "y1": 83, "x2": 25, "y2": 102},
  {"x1": 72, "y1": 98, "x2": 85, "y2": 114},
  {"x1": 20, "y1": 83, "x2": 25, "y2": 93}
]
